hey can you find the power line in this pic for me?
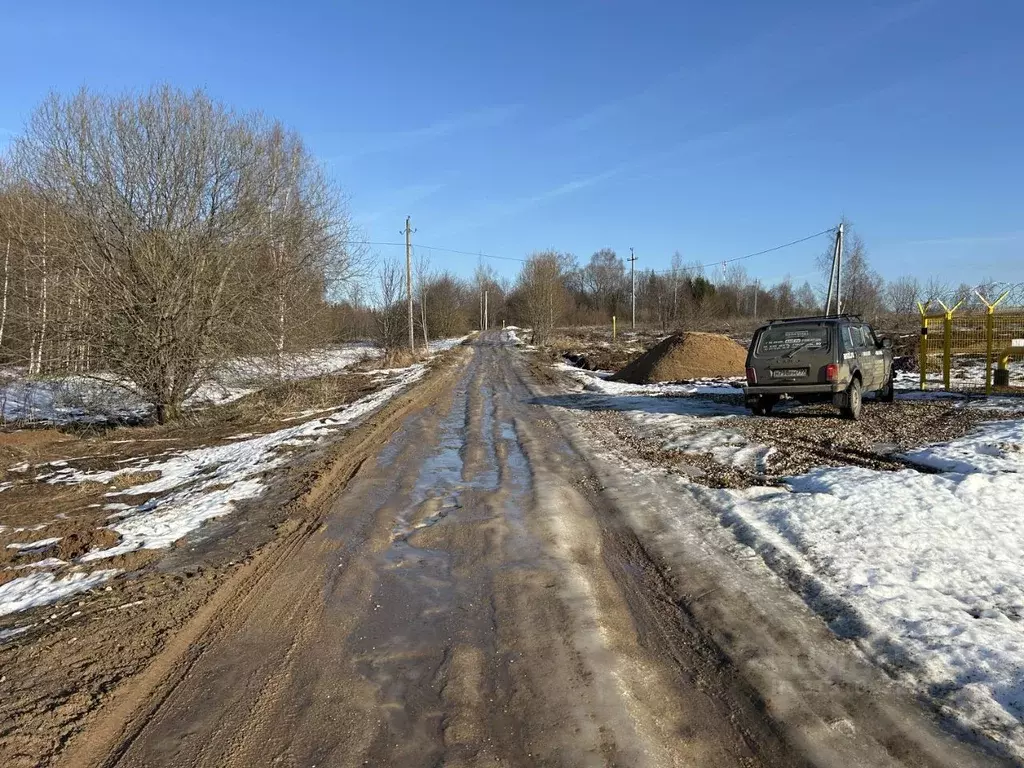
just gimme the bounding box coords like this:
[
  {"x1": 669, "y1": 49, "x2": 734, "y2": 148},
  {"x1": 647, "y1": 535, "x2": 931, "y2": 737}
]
[
  {"x1": 640, "y1": 227, "x2": 837, "y2": 277},
  {"x1": 340, "y1": 226, "x2": 836, "y2": 274}
]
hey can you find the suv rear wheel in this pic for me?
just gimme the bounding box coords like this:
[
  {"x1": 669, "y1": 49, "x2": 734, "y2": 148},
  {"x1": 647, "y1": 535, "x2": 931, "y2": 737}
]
[
  {"x1": 841, "y1": 378, "x2": 863, "y2": 421},
  {"x1": 750, "y1": 395, "x2": 778, "y2": 417}
]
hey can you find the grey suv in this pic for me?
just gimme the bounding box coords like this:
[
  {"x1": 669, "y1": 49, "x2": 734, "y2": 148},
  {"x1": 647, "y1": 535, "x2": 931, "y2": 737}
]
[{"x1": 743, "y1": 315, "x2": 894, "y2": 420}]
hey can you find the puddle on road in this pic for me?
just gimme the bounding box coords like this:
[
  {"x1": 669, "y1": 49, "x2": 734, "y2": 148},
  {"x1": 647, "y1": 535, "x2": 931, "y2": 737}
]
[
  {"x1": 332, "y1": 351, "x2": 545, "y2": 761},
  {"x1": 465, "y1": 383, "x2": 500, "y2": 490}
]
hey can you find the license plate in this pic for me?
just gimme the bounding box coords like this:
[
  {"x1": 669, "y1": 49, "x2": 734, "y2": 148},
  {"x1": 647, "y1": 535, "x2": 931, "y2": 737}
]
[{"x1": 771, "y1": 368, "x2": 807, "y2": 378}]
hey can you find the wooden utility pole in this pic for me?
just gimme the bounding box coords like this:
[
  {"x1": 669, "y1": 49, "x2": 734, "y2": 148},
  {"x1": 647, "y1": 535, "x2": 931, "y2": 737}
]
[
  {"x1": 484, "y1": 289, "x2": 489, "y2": 331},
  {"x1": 628, "y1": 247, "x2": 637, "y2": 329},
  {"x1": 403, "y1": 216, "x2": 416, "y2": 351}
]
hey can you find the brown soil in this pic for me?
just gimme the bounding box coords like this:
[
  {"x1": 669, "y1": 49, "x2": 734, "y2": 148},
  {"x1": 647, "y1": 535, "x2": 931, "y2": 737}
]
[
  {"x1": 0, "y1": 348, "x2": 471, "y2": 768},
  {"x1": 612, "y1": 332, "x2": 747, "y2": 383}
]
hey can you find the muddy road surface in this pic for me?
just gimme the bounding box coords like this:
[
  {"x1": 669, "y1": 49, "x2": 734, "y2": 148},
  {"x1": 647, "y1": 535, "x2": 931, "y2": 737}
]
[{"x1": 66, "y1": 337, "x2": 1005, "y2": 768}]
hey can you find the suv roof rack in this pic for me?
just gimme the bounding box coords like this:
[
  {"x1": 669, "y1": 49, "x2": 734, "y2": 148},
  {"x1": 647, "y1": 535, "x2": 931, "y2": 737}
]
[{"x1": 766, "y1": 313, "x2": 863, "y2": 323}]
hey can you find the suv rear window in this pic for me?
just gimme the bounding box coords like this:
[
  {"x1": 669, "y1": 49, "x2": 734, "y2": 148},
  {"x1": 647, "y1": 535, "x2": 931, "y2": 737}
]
[{"x1": 756, "y1": 325, "x2": 830, "y2": 357}]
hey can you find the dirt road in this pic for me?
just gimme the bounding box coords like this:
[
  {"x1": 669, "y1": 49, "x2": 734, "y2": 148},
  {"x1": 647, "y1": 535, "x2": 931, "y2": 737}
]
[{"x1": 65, "y1": 336, "x2": 1007, "y2": 767}]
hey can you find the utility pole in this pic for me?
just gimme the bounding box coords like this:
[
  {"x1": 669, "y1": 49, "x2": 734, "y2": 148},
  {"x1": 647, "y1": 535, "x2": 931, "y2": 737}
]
[
  {"x1": 403, "y1": 216, "x2": 416, "y2": 351},
  {"x1": 753, "y1": 279, "x2": 759, "y2": 318},
  {"x1": 484, "y1": 289, "x2": 489, "y2": 331},
  {"x1": 824, "y1": 222, "x2": 844, "y2": 316},
  {"x1": 477, "y1": 255, "x2": 484, "y2": 332},
  {"x1": 628, "y1": 247, "x2": 637, "y2": 329},
  {"x1": 836, "y1": 221, "x2": 844, "y2": 314}
]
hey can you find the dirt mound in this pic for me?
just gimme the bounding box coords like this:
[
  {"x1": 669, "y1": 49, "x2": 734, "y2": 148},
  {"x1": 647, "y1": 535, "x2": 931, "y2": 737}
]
[{"x1": 611, "y1": 332, "x2": 747, "y2": 383}]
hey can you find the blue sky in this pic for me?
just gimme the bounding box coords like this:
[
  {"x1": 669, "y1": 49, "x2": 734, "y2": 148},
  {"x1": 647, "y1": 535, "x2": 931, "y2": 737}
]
[{"x1": 1, "y1": 0, "x2": 1022, "y2": 287}]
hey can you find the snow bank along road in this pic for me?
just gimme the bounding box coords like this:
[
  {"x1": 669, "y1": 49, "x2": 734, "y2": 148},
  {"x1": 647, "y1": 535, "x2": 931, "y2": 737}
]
[{"x1": 66, "y1": 335, "x2": 1006, "y2": 767}]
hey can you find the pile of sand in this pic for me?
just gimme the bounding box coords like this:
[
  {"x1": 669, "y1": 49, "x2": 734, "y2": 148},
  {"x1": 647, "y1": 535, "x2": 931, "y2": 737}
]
[{"x1": 610, "y1": 332, "x2": 747, "y2": 383}]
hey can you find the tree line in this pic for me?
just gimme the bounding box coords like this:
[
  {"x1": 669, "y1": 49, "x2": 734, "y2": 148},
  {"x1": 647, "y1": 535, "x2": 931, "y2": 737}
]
[{"x1": 501, "y1": 226, "x2": 1001, "y2": 343}]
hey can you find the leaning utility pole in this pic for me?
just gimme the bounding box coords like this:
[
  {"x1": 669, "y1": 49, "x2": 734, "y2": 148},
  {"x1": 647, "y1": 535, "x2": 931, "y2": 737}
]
[
  {"x1": 628, "y1": 247, "x2": 638, "y2": 329},
  {"x1": 824, "y1": 222, "x2": 844, "y2": 316},
  {"x1": 403, "y1": 216, "x2": 416, "y2": 351}
]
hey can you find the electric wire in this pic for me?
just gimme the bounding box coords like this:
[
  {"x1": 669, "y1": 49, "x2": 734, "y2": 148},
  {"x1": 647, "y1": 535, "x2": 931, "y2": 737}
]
[{"x1": 341, "y1": 226, "x2": 837, "y2": 274}]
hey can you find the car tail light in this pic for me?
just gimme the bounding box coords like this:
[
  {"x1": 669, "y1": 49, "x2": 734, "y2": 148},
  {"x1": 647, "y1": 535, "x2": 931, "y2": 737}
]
[
  {"x1": 745, "y1": 367, "x2": 757, "y2": 384},
  {"x1": 825, "y1": 363, "x2": 838, "y2": 382}
]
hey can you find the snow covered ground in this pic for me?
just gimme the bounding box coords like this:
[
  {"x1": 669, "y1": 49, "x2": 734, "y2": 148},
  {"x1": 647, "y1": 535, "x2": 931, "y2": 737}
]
[
  {"x1": 0, "y1": 339, "x2": 468, "y2": 624},
  {"x1": 0, "y1": 343, "x2": 383, "y2": 424},
  {"x1": 707, "y1": 419, "x2": 1024, "y2": 756},
  {"x1": 0, "y1": 569, "x2": 118, "y2": 617}
]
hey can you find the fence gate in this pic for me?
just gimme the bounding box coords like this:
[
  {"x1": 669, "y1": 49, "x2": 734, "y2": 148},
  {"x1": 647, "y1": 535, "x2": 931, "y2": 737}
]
[{"x1": 919, "y1": 292, "x2": 1024, "y2": 394}]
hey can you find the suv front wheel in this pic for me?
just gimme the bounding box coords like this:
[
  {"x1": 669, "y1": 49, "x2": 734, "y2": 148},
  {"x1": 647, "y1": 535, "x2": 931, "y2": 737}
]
[{"x1": 841, "y1": 379, "x2": 863, "y2": 421}]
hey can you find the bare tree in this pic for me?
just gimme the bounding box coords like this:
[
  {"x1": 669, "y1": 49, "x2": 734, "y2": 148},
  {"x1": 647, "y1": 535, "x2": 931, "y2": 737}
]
[
  {"x1": 583, "y1": 248, "x2": 625, "y2": 318},
  {"x1": 922, "y1": 276, "x2": 950, "y2": 306},
  {"x1": 425, "y1": 271, "x2": 473, "y2": 338},
  {"x1": 373, "y1": 258, "x2": 406, "y2": 353},
  {"x1": 415, "y1": 251, "x2": 431, "y2": 347},
  {"x1": 886, "y1": 276, "x2": 920, "y2": 316},
  {"x1": 6, "y1": 86, "x2": 356, "y2": 422},
  {"x1": 513, "y1": 251, "x2": 570, "y2": 344}
]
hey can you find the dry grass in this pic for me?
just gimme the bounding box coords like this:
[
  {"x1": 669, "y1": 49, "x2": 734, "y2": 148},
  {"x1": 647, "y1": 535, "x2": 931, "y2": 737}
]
[
  {"x1": 0, "y1": 429, "x2": 78, "y2": 472},
  {"x1": 108, "y1": 470, "x2": 162, "y2": 490}
]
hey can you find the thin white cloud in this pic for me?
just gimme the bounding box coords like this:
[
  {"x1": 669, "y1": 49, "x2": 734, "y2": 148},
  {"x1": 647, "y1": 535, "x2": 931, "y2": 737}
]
[
  {"x1": 431, "y1": 163, "x2": 632, "y2": 239},
  {"x1": 355, "y1": 182, "x2": 446, "y2": 225},
  {"x1": 328, "y1": 105, "x2": 520, "y2": 163}
]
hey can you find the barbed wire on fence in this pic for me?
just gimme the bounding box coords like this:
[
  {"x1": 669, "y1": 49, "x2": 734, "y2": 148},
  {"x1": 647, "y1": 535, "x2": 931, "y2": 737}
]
[{"x1": 922, "y1": 281, "x2": 1024, "y2": 312}]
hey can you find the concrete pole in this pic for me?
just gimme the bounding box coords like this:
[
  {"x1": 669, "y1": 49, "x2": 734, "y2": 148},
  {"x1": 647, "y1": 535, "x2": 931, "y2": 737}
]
[{"x1": 404, "y1": 216, "x2": 415, "y2": 351}]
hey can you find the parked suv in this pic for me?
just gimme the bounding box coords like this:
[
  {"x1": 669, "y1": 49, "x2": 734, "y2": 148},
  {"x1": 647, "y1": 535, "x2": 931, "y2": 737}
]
[{"x1": 743, "y1": 314, "x2": 894, "y2": 420}]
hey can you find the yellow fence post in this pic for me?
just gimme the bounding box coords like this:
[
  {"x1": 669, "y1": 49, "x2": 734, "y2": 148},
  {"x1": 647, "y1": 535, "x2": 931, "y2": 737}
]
[
  {"x1": 937, "y1": 299, "x2": 964, "y2": 392},
  {"x1": 979, "y1": 290, "x2": 1011, "y2": 394},
  {"x1": 918, "y1": 301, "x2": 930, "y2": 391},
  {"x1": 986, "y1": 306, "x2": 995, "y2": 394},
  {"x1": 612, "y1": 315, "x2": 617, "y2": 341},
  {"x1": 943, "y1": 307, "x2": 952, "y2": 391}
]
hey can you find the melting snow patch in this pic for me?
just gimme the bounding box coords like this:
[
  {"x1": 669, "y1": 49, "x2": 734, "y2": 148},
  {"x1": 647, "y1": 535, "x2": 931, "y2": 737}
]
[
  {"x1": 555, "y1": 362, "x2": 743, "y2": 397},
  {"x1": 0, "y1": 625, "x2": 32, "y2": 643},
  {"x1": 6, "y1": 537, "x2": 61, "y2": 552},
  {"x1": 428, "y1": 336, "x2": 470, "y2": 353},
  {"x1": 13, "y1": 558, "x2": 67, "y2": 569},
  {"x1": 41, "y1": 364, "x2": 431, "y2": 562},
  {"x1": 552, "y1": 364, "x2": 759, "y2": 469},
  {"x1": 0, "y1": 570, "x2": 118, "y2": 617}
]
